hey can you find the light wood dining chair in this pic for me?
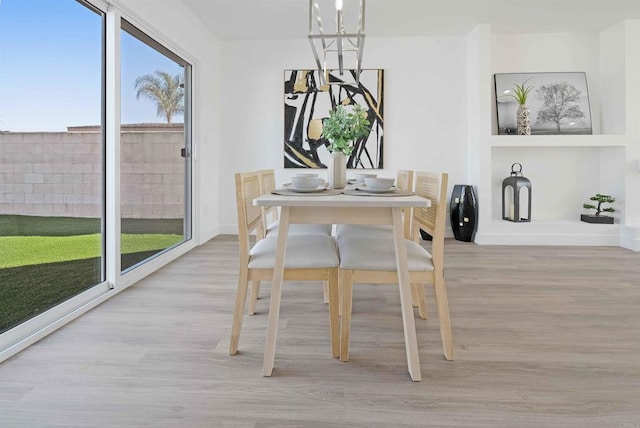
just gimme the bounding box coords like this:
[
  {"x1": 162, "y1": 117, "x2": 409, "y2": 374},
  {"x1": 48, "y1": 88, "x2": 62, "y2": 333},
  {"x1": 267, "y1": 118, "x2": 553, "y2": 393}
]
[
  {"x1": 337, "y1": 171, "x2": 454, "y2": 363},
  {"x1": 259, "y1": 169, "x2": 332, "y2": 238},
  {"x1": 335, "y1": 169, "x2": 414, "y2": 240},
  {"x1": 335, "y1": 170, "x2": 425, "y2": 312},
  {"x1": 248, "y1": 169, "x2": 333, "y2": 314},
  {"x1": 229, "y1": 171, "x2": 341, "y2": 362}
]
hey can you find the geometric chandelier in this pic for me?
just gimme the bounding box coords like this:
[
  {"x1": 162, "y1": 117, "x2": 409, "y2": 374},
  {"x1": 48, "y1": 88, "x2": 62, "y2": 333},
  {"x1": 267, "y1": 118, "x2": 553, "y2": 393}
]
[{"x1": 308, "y1": 0, "x2": 366, "y2": 85}]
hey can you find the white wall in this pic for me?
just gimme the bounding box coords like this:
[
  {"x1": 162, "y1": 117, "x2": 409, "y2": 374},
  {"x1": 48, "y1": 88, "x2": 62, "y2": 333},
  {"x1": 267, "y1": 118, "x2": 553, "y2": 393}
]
[
  {"x1": 120, "y1": 0, "x2": 222, "y2": 243},
  {"x1": 600, "y1": 22, "x2": 626, "y2": 135},
  {"x1": 622, "y1": 20, "x2": 640, "y2": 250},
  {"x1": 218, "y1": 36, "x2": 468, "y2": 233}
]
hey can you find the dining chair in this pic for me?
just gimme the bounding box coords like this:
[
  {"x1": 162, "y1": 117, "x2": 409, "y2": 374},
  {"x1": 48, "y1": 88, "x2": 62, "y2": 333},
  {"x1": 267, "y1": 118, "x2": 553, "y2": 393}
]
[
  {"x1": 248, "y1": 169, "x2": 333, "y2": 314},
  {"x1": 337, "y1": 171, "x2": 454, "y2": 362},
  {"x1": 335, "y1": 169, "x2": 414, "y2": 240},
  {"x1": 229, "y1": 171, "x2": 340, "y2": 361},
  {"x1": 259, "y1": 169, "x2": 332, "y2": 238},
  {"x1": 335, "y1": 170, "x2": 425, "y2": 312}
]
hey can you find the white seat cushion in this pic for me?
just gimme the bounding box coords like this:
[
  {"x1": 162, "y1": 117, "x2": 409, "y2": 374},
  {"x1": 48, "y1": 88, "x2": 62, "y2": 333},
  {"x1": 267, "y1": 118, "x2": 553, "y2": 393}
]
[
  {"x1": 249, "y1": 235, "x2": 339, "y2": 269},
  {"x1": 337, "y1": 237, "x2": 433, "y2": 271},
  {"x1": 266, "y1": 220, "x2": 332, "y2": 237},
  {"x1": 335, "y1": 224, "x2": 394, "y2": 239}
]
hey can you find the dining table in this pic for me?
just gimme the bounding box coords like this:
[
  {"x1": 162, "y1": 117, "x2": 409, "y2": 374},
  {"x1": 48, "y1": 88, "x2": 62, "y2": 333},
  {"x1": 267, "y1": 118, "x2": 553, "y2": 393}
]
[{"x1": 253, "y1": 187, "x2": 431, "y2": 382}]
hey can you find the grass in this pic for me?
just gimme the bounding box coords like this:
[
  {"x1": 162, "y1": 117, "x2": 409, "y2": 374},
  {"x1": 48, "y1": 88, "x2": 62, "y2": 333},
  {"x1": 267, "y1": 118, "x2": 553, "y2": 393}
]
[
  {"x1": 0, "y1": 215, "x2": 183, "y2": 236},
  {"x1": 0, "y1": 215, "x2": 185, "y2": 334},
  {"x1": 0, "y1": 233, "x2": 183, "y2": 269}
]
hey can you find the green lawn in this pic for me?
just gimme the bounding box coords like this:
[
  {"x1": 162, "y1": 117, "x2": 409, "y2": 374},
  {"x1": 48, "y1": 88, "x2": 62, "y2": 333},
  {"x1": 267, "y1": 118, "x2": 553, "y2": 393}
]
[
  {"x1": 0, "y1": 215, "x2": 183, "y2": 236},
  {"x1": 0, "y1": 233, "x2": 183, "y2": 269}
]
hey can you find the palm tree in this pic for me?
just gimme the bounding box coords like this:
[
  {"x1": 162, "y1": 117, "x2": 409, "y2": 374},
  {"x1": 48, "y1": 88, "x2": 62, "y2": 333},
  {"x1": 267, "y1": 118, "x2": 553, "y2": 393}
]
[{"x1": 134, "y1": 70, "x2": 184, "y2": 123}]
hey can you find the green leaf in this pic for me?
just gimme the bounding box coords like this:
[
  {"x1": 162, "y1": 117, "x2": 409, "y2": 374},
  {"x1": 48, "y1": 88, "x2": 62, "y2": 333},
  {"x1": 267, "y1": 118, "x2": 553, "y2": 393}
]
[
  {"x1": 501, "y1": 78, "x2": 534, "y2": 105},
  {"x1": 321, "y1": 104, "x2": 372, "y2": 155}
]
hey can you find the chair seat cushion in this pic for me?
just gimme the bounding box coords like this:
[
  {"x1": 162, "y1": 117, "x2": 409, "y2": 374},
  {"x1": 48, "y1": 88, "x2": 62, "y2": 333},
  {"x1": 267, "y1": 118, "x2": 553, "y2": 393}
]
[
  {"x1": 266, "y1": 220, "x2": 332, "y2": 237},
  {"x1": 249, "y1": 235, "x2": 339, "y2": 269},
  {"x1": 337, "y1": 237, "x2": 433, "y2": 271},
  {"x1": 335, "y1": 224, "x2": 394, "y2": 239}
]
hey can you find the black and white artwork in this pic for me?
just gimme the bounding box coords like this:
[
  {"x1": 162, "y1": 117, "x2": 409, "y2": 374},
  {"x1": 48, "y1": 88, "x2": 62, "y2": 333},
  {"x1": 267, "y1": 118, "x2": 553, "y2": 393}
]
[
  {"x1": 495, "y1": 72, "x2": 592, "y2": 135},
  {"x1": 284, "y1": 69, "x2": 384, "y2": 169}
]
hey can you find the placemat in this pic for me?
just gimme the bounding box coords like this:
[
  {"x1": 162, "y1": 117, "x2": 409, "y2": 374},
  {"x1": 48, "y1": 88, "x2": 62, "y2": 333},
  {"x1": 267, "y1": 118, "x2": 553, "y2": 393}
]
[
  {"x1": 341, "y1": 189, "x2": 416, "y2": 197},
  {"x1": 273, "y1": 188, "x2": 343, "y2": 196}
]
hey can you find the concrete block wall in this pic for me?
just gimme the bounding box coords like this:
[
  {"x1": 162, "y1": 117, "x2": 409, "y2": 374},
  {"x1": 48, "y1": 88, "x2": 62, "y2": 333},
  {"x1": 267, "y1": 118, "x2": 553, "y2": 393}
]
[{"x1": 0, "y1": 124, "x2": 185, "y2": 219}]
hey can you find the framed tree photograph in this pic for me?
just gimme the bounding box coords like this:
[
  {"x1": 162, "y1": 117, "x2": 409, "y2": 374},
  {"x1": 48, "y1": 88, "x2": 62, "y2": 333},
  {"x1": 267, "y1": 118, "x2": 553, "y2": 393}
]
[
  {"x1": 284, "y1": 69, "x2": 384, "y2": 169},
  {"x1": 495, "y1": 72, "x2": 592, "y2": 135}
]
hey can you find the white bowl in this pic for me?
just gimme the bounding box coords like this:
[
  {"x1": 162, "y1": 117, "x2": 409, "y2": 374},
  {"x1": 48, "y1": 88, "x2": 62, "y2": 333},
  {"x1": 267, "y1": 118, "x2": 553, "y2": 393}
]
[
  {"x1": 354, "y1": 173, "x2": 377, "y2": 181},
  {"x1": 291, "y1": 176, "x2": 323, "y2": 189},
  {"x1": 364, "y1": 177, "x2": 395, "y2": 190}
]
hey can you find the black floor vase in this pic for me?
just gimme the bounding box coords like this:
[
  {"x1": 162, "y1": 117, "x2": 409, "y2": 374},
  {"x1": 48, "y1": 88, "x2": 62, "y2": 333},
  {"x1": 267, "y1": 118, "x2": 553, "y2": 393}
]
[{"x1": 450, "y1": 185, "x2": 477, "y2": 242}]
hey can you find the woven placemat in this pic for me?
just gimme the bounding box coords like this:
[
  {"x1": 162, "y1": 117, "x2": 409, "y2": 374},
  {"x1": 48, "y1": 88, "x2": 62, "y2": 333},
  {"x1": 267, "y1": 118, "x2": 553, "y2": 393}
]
[
  {"x1": 341, "y1": 189, "x2": 416, "y2": 197},
  {"x1": 273, "y1": 188, "x2": 343, "y2": 196}
]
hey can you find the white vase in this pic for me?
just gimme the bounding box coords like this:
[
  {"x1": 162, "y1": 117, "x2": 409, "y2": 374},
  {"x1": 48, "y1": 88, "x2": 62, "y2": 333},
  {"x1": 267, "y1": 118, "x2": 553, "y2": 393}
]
[
  {"x1": 516, "y1": 104, "x2": 531, "y2": 135},
  {"x1": 327, "y1": 152, "x2": 347, "y2": 189}
]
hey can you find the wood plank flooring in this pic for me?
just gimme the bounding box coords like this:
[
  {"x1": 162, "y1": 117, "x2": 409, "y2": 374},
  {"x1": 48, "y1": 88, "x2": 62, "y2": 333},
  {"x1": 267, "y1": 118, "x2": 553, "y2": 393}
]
[{"x1": 1, "y1": 236, "x2": 639, "y2": 427}]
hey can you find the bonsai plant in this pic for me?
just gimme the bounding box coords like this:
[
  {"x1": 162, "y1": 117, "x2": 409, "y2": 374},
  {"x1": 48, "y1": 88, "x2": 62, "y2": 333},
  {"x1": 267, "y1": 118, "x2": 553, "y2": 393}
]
[
  {"x1": 321, "y1": 104, "x2": 371, "y2": 188},
  {"x1": 502, "y1": 78, "x2": 533, "y2": 135},
  {"x1": 581, "y1": 193, "x2": 615, "y2": 224}
]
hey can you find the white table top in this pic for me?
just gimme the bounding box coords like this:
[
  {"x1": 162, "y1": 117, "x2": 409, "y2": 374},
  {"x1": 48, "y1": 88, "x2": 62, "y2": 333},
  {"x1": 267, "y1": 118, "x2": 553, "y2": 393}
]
[{"x1": 254, "y1": 192, "x2": 431, "y2": 208}]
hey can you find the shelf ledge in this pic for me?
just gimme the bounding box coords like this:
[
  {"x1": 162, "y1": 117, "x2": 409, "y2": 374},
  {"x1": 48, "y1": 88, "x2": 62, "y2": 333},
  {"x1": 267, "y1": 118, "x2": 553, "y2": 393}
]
[{"x1": 488, "y1": 134, "x2": 628, "y2": 148}]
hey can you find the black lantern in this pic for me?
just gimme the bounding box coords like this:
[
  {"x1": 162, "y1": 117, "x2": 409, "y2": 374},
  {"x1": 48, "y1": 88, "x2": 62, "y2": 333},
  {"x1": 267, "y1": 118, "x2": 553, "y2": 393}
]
[{"x1": 502, "y1": 163, "x2": 531, "y2": 222}]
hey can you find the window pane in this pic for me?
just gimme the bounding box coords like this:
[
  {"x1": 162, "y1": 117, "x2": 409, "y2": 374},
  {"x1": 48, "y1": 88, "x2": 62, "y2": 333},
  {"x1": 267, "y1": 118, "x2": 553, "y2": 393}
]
[
  {"x1": 120, "y1": 21, "x2": 191, "y2": 272},
  {"x1": 0, "y1": 0, "x2": 104, "y2": 333}
]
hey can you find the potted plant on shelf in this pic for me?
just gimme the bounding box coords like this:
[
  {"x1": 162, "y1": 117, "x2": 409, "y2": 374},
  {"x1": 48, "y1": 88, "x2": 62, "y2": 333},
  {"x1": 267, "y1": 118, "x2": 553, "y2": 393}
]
[
  {"x1": 503, "y1": 78, "x2": 533, "y2": 135},
  {"x1": 321, "y1": 104, "x2": 371, "y2": 188},
  {"x1": 581, "y1": 193, "x2": 615, "y2": 224}
]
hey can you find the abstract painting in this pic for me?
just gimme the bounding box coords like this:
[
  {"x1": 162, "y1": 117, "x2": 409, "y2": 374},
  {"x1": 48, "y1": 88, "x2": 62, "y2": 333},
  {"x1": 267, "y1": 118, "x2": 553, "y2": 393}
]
[
  {"x1": 284, "y1": 69, "x2": 384, "y2": 169},
  {"x1": 495, "y1": 72, "x2": 592, "y2": 135}
]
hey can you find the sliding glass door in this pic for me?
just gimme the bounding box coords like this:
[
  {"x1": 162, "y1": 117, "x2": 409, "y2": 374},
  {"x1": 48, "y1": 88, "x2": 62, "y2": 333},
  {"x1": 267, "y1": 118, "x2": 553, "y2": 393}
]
[
  {"x1": 0, "y1": 0, "x2": 105, "y2": 333},
  {"x1": 1, "y1": 1, "x2": 195, "y2": 358},
  {"x1": 119, "y1": 20, "x2": 192, "y2": 272}
]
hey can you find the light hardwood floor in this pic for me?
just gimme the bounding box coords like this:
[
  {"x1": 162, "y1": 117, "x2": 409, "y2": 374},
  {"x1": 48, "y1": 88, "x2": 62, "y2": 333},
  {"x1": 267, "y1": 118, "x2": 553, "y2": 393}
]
[{"x1": 1, "y1": 236, "x2": 639, "y2": 427}]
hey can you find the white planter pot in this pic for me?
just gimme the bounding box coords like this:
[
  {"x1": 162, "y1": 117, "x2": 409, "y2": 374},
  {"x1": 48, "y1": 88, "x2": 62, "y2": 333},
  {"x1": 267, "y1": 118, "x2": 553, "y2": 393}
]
[
  {"x1": 327, "y1": 152, "x2": 347, "y2": 189},
  {"x1": 516, "y1": 104, "x2": 531, "y2": 135}
]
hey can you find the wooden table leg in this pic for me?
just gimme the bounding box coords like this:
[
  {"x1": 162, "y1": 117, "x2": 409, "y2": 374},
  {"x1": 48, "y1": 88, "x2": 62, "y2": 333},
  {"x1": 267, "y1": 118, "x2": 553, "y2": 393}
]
[
  {"x1": 391, "y1": 208, "x2": 422, "y2": 381},
  {"x1": 262, "y1": 207, "x2": 290, "y2": 376}
]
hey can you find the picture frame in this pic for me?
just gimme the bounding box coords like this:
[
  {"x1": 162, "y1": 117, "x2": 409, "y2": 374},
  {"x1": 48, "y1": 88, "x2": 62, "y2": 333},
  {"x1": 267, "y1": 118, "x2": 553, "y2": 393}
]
[
  {"x1": 284, "y1": 69, "x2": 384, "y2": 169},
  {"x1": 494, "y1": 72, "x2": 592, "y2": 135}
]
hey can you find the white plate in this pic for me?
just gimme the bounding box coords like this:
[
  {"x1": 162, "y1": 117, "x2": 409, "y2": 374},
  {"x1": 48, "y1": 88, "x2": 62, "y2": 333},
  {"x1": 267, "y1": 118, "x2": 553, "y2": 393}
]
[
  {"x1": 287, "y1": 186, "x2": 328, "y2": 193},
  {"x1": 283, "y1": 182, "x2": 328, "y2": 189},
  {"x1": 355, "y1": 185, "x2": 397, "y2": 194}
]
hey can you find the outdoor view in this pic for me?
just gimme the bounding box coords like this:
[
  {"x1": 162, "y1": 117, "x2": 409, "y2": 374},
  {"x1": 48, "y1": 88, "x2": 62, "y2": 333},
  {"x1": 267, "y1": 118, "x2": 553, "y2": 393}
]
[
  {"x1": 0, "y1": 0, "x2": 191, "y2": 334},
  {"x1": 119, "y1": 20, "x2": 189, "y2": 271}
]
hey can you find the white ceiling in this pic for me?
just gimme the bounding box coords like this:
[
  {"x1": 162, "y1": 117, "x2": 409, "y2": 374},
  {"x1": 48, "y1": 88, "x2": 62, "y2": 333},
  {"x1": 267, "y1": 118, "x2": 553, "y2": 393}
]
[{"x1": 181, "y1": 0, "x2": 640, "y2": 41}]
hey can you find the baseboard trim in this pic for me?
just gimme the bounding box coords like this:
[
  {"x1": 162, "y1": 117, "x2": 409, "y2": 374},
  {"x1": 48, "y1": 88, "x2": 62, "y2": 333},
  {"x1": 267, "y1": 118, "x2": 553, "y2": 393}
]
[
  {"x1": 620, "y1": 226, "x2": 640, "y2": 251},
  {"x1": 475, "y1": 232, "x2": 620, "y2": 246}
]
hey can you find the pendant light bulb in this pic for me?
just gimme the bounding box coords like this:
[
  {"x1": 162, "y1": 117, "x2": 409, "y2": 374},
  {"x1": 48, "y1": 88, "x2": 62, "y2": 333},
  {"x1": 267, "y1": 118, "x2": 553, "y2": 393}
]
[{"x1": 335, "y1": 0, "x2": 343, "y2": 11}]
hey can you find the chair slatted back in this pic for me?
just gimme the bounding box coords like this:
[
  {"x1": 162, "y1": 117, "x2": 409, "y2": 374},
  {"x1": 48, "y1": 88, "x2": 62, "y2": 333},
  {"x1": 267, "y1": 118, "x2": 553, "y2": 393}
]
[
  {"x1": 396, "y1": 170, "x2": 414, "y2": 238},
  {"x1": 235, "y1": 171, "x2": 263, "y2": 259},
  {"x1": 396, "y1": 170, "x2": 413, "y2": 192},
  {"x1": 260, "y1": 169, "x2": 277, "y2": 194},
  {"x1": 259, "y1": 169, "x2": 278, "y2": 235},
  {"x1": 412, "y1": 172, "x2": 448, "y2": 269}
]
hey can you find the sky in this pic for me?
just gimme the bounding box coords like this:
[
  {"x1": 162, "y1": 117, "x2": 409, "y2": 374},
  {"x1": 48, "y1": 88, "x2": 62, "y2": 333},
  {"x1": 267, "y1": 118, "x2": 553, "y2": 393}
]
[{"x1": 0, "y1": 0, "x2": 184, "y2": 132}]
